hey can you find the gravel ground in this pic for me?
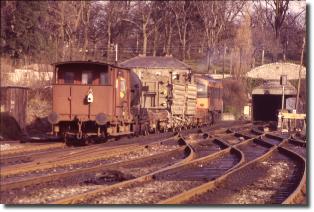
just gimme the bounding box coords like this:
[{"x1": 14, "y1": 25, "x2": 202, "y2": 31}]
[
  {"x1": 186, "y1": 150, "x2": 303, "y2": 204},
  {"x1": 0, "y1": 143, "x2": 23, "y2": 151},
  {"x1": 282, "y1": 142, "x2": 306, "y2": 159},
  {"x1": 2, "y1": 146, "x2": 185, "y2": 204},
  {"x1": 85, "y1": 151, "x2": 240, "y2": 204},
  {"x1": 218, "y1": 134, "x2": 243, "y2": 145},
  {"x1": 237, "y1": 141, "x2": 270, "y2": 162},
  {"x1": 6, "y1": 184, "x2": 104, "y2": 204},
  {"x1": 88, "y1": 180, "x2": 203, "y2": 204},
  {"x1": 261, "y1": 136, "x2": 283, "y2": 145},
  {"x1": 155, "y1": 152, "x2": 240, "y2": 182},
  {"x1": 1, "y1": 142, "x2": 180, "y2": 183},
  {"x1": 190, "y1": 139, "x2": 225, "y2": 158}
]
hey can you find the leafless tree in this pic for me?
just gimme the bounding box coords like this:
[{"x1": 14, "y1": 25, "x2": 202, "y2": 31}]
[
  {"x1": 171, "y1": 1, "x2": 194, "y2": 61},
  {"x1": 122, "y1": 1, "x2": 162, "y2": 56},
  {"x1": 197, "y1": 1, "x2": 246, "y2": 71},
  {"x1": 233, "y1": 10, "x2": 254, "y2": 79},
  {"x1": 265, "y1": 0, "x2": 290, "y2": 39}
]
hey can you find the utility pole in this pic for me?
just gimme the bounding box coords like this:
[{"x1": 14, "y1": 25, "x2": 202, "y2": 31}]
[
  {"x1": 229, "y1": 48, "x2": 233, "y2": 75},
  {"x1": 222, "y1": 44, "x2": 227, "y2": 79},
  {"x1": 115, "y1": 43, "x2": 118, "y2": 64},
  {"x1": 295, "y1": 37, "x2": 306, "y2": 113}
]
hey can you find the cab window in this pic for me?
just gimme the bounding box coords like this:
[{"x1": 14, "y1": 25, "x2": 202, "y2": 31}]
[
  {"x1": 64, "y1": 72, "x2": 74, "y2": 84},
  {"x1": 100, "y1": 71, "x2": 110, "y2": 85},
  {"x1": 197, "y1": 83, "x2": 207, "y2": 98},
  {"x1": 82, "y1": 71, "x2": 93, "y2": 84}
]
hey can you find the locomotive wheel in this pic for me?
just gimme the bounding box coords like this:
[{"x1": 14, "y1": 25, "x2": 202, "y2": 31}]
[
  {"x1": 90, "y1": 136, "x2": 104, "y2": 144},
  {"x1": 64, "y1": 135, "x2": 71, "y2": 146},
  {"x1": 64, "y1": 134, "x2": 74, "y2": 146}
]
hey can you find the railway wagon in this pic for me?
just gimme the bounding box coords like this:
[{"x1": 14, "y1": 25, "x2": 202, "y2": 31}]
[
  {"x1": 195, "y1": 75, "x2": 223, "y2": 125},
  {"x1": 48, "y1": 61, "x2": 138, "y2": 143},
  {"x1": 120, "y1": 56, "x2": 201, "y2": 132}
]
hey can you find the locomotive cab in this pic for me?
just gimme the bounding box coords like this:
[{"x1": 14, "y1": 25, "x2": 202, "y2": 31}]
[
  {"x1": 48, "y1": 61, "x2": 135, "y2": 143},
  {"x1": 195, "y1": 75, "x2": 223, "y2": 125}
]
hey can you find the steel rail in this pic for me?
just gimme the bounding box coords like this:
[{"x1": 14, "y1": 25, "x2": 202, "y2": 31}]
[
  {"x1": 159, "y1": 133, "x2": 305, "y2": 204},
  {"x1": 280, "y1": 146, "x2": 306, "y2": 204},
  {"x1": 0, "y1": 144, "x2": 189, "y2": 192},
  {"x1": 1, "y1": 135, "x2": 178, "y2": 178},
  {"x1": 51, "y1": 134, "x2": 244, "y2": 204},
  {"x1": 50, "y1": 136, "x2": 196, "y2": 204},
  {"x1": 1, "y1": 142, "x2": 66, "y2": 157},
  {"x1": 158, "y1": 138, "x2": 279, "y2": 204}
]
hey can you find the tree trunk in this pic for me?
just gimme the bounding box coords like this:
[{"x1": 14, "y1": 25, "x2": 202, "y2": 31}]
[
  {"x1": 143, "y1": 23, "x2": 147, "y2": 56},
  {"x1": 229, "y1": 49, "x2": 233, "y2": 75},
  {"x1": 83, "y1": 26, "x2": 88, "y2": 60},
  {"x1": 239, "y1": 48, "x2": 243, "y2": 79},
  {"x1": 107, "y1": 22, "x2": 111, "y2": 62},
  {"x1": 182, "y1": 25, "x2": 187, "y2": 61},
  {"x1": 153, "y1": 25, "x2": 158, "y2": 56},
  {"x1": 60, "y1": 1, "x2": 65, "y2": 60},
  {"x1": 187, "y1": 43, "x2": 191, "y2": 60},
  {"x1": 222, "y1": 44, "x2": 226, "y2": 79},
  {"x1": 93, "y1": 42, "x2": 97, "y2": 58},
  {"x1": 166, "y1": 23, "x2": 172, "y2": 55},
  {"x1": 136, "y1": 33, "x2": 139, "y2": 53},
  {"x1": 55, "y1": 37, "x2": 59, "y2": 61}
]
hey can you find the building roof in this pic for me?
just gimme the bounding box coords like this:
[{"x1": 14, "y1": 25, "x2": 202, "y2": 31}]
[
  {"x1": 119, "y1": 55, "x2": 191, "y2": 70},
  {"x1": 246, "y1": 62, "x2": 306, "y2": 80}
]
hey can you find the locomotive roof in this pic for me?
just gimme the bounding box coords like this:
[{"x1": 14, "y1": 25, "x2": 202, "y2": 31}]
[
  {"x1": 194, "y1": 74, "x2": 219, "y2": 83},
  {"x1": 119, "y1": 55, "x2": 191, "y2": 70},
  {"x1": 52, "y1": 61, "x2": 129, "y2": 70}
]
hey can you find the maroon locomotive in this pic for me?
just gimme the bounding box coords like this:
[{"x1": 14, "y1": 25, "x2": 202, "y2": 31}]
[{"x1": 48, "y1": 61, "x2": 137, "y2": 144}]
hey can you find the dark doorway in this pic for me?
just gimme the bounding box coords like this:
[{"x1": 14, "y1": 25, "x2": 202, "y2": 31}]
[{"x1": 252, "y1": 95, "x2": 287, "y2": 121}]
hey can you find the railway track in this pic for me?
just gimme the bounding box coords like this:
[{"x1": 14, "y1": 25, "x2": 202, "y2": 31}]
[
  {"x1": 1, "y1": 122, "x2": 248, "y2": 181},
  {"x1": 52, "y1": 147, "x2": 242, "y2": 204},
  {"x1": 1, "y1": 135, "x2": 181, "y2": 182},
  {"x1": 1, "y1": 141, "x2": 193, "y2": 204},
  {"x1": 1, "y1": 121, "x2": 306, "y2": 204},
  {"x1": 47, "y1": 129, "x2": 245, "y2": 204},
  {"x1": 0, "y1": 131, "x2": 178, "y2": 166},
  {"x1": 0, "y1": 142, "x2": 66, "y2": 157},
  {"x1": 0, "y1": 121, "x2": 242, "y2": 166},
  {"x1": 281, "y1": 138, "x2": 306, "y2": 159},
  {"x1": 160, "y1": 135, "x2": 306, "y2": 204}
]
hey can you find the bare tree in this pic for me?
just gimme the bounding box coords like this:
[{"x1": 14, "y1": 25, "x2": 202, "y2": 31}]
[
  {"x1": 102, "y1": 1, "x2": 126, "y2": 61},
  {"x1": 171, "y1": 1, "x2": 194, "y2": 61},
  {"x1": 265, "y1": 0, "x2": 290, "y2": 39},
  {"x1": 253, "y1": 0, "x2": 305, "y2": 61},
  {"x1": 197, "y1": 1, "x2": 246, "y2": 71},
  {"x1": 121, "y1": 1, "x2": 162, "y2": 56},
  {"x1": 162, "y1": 2, "x2": 176, "y2": 55},
  {"x1": 233, "y1": 11, "x2": 254, "y2": 79}
]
